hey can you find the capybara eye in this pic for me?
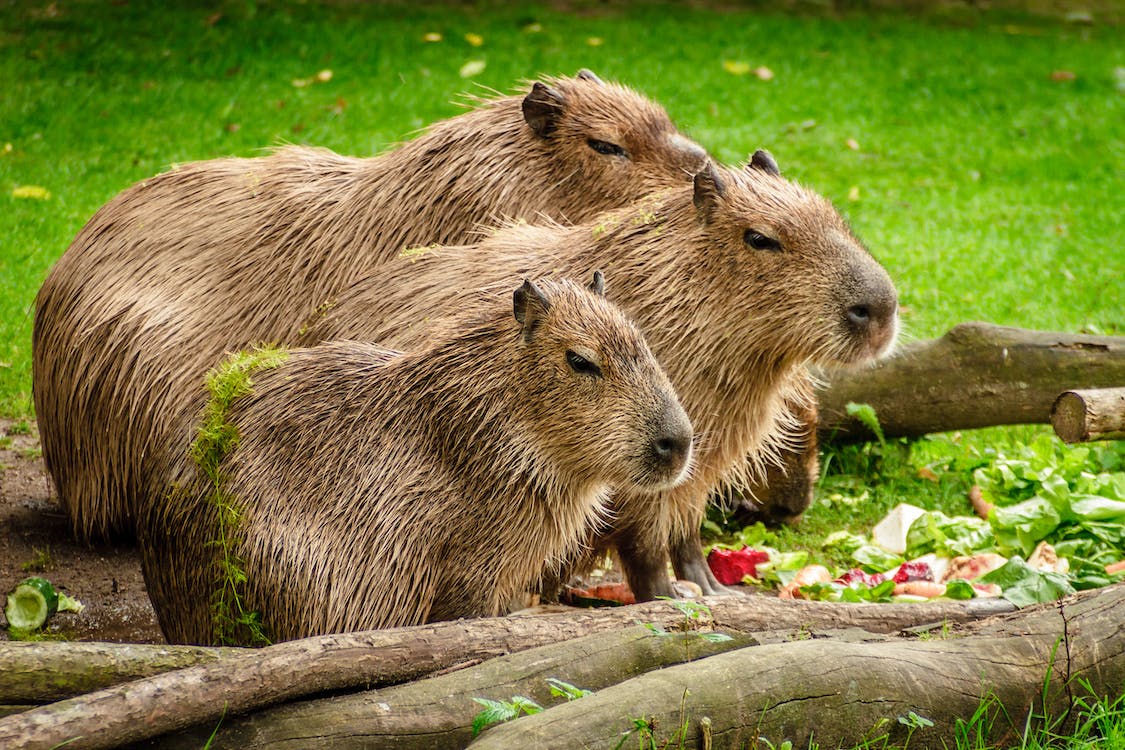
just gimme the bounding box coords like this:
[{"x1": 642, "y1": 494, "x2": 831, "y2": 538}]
[
  {"x1": 744, "y1": 229, "x2": 782, "y2": 252},
  {"x1": 566, "y1": 350, "x2": 603, "y2": 377},
  {"x1": 587, "y1": 139, "x2": 626, "y2": 158}
]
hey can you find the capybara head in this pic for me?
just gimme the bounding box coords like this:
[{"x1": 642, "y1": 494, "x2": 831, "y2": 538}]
[
  {"x1": 509, "y1": 271, "x2": 693, "y2": 492},
  {"x1": 689, "y1": 151, "x2": 898, "y2": 368},
  {"x1": 519, "y1": 70, "x2": 708, "y2": 205}
]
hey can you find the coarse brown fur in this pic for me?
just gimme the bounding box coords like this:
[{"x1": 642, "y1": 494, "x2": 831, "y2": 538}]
[
  {"x1": 140, "y1": 277, "x2": 692, "y2": 644},
  {"x1": 33, "y1": 72, "x2": 708, "y2": 541},
  {"x1": 300, "y1": 156, "x2": 899, "y2": 601}
]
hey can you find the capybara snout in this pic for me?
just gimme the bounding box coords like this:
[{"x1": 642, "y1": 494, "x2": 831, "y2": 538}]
[
  {"x1": 840, "y1": 258, "x2": 899, "y2": 361},
  {"x1": 644, "y1": 399, "x2": 693, "y2": 489}
]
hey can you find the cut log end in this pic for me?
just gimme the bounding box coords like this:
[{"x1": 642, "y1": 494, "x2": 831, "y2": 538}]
[{"x1": 1051, "y1": 388, "x2": 1125, "y2": 443}]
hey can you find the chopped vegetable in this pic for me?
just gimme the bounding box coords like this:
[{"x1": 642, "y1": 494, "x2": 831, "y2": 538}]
[
  {"x1": 893, "y1": 580, "x2": 947, "y2": 598},
  {"x1": 871, "y1": 503, "x2": 927, "y2": 555},
  {"x1": 563, "y1": 582, "x2": 635, "y2": 606},
  {"x1": 977, "y1": 556, "x2": 1076, "y2": 607},
  {"x1": 779, "y1": 565, "x2": 832, "y2": 599},
  {"x1": 5, "y1": 577, "x2": 83, "y2": 631},
  {"x1": 836, "y1": 569, "x2": 886, "y2": 587}
]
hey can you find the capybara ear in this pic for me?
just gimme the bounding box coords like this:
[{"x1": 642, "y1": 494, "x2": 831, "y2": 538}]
[
  {"x1": 522, "y1": 82, "x2": 567, "y2": 138},
  {"x1": 588, "y1": 269, "x2": 606, "y2": 296},
  {"x1": 513, "y1": 279, "x2": 552, "y2": 341},
  {"x1": 576, "y1": 68, "x2": 605, "y2": 85},
  {"x1": 693, "y1": 161, "x2": 726, "y2": 223},
  {"x1": 748, "y1": 149, "x2": 781, "y2": 177}
]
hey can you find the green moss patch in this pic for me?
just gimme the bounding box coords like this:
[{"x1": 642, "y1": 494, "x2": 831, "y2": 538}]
[{"x1": 190, "y1": 346, "x2": 288, "y2": 646}]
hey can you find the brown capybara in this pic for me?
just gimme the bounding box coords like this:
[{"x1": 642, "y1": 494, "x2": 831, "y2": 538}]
[
  {"x1": 33, "y1": 70, "x2": 709, "y2": 542},
  {"x1": 300, "y1": 153, "x2": 899, "y2": 601},
  {"x1": 140, "y1": 273, "x2": 693, "y2": 644}
]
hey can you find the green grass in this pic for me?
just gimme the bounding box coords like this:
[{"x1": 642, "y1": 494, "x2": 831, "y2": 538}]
[
  {"x1": 1, "y1": 1, "x2": 1122, "y2": 415},
  {"x1": 1, "y1": 0, "x2": 1122, "y2": 740}
]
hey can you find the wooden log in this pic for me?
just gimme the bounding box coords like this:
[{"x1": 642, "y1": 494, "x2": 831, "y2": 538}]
[
  {"x1": 0, "y1": 595, "x2": 1013, "y2": 750},
  {"x1": 469, "y1": 585, "x2": 1125, "y2": 750},
  {"x1": 817, "y1": 323, "x2": 1125, "y2": 441},
  {"x1": 0, "y1": 642, "x2": 240, "y2": 704},
  {"x1": 1052, "y1": 387, "x2": 1125, "y2": 443},
  {"x1": 142, "y1": 626, "x2": 758, "y2": 749}
]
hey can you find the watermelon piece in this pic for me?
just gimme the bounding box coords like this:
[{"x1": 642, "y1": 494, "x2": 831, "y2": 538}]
[
  {"x1": 893, "y1": 560, "x2": 935, "y2": 583},
  {"x1": 707, "y1": 546, "x2": 769, "y2": 585}
]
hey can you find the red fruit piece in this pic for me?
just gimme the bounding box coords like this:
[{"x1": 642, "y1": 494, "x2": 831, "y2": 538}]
[
  {"x1": 893, "y1": 561, "x2": 935, "y2": 583},
  {"x1": 707, "y1": 546, "x2": 769, "y2": 585},
  {"x1": 836, "y1": 568, "x2": 887, "y2": 587}
]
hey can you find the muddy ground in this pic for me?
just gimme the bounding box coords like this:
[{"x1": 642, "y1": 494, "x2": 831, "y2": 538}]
[{"x1": 0, "y1": 419, "x2": 163, "y2": 643}]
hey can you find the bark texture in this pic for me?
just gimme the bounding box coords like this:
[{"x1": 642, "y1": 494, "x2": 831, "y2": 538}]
[
  {"x1": 0, "y1": 595, "x2": 1014, "y2": 749},
  {"x1": 140, "y1": 626, "x2": 758, "y2": 749},
  {"x1": 818, "y1": 323, "x2": 1125, "y2": 440},
  {"x1": 0, "y1": 642, "x2": 238, "y2": 703},
  {"x1": 469, "y1": 586, "x2": 1125, "y2": 750}
]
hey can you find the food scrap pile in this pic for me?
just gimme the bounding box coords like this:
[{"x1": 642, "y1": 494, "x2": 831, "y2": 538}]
[{"x1": 710, "y1": 435, "x2": 1125, "y2": 607}]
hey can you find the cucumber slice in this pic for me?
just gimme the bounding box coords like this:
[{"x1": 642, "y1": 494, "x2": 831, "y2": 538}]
[{"x1": 6, "y1": 577, "x2": 59, "y2": 630}]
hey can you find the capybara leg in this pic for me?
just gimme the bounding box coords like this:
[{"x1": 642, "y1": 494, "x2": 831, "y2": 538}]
[
  {"x1": 671, "y1": 531, "x2": 737, "y2": 596},
  {"x1": 617, "y1": 538, "x2": 676, "y2": 601}
]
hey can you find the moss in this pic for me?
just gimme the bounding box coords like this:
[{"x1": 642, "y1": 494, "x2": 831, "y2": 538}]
[
  {"x1": 295, "y1": 298, "x2": 338, "y2": 338},
  {"x1": 190, "y1": 346, "x2": 288, "y2": 646}
]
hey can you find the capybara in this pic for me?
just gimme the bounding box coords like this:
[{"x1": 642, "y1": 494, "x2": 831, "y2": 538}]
[
  {"x1": 300, "y1": 153, "x2": 899, "y2": 600},
  {"x1": 140, "y1": 274, "x2": 693, "y2": 644},
  {"x1": 33, "y1": 70, "x2": 709, "y2": 541}
]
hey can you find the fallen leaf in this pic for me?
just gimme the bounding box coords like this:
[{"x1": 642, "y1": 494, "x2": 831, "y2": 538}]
[
  {"x1": 464, "y1": 32, "x2": 483, "y2": 47},
  {"x1": 916, "y1": 466, "x2": 939, "y2": 482},
  {"x1": 459, "y1": 59, "x2": 486, "y2": 78},
  {"x1": 1050, "y1": 70, "x2": 1076, "y2": 82},
  {"x1": 845, "y1": 138, "x2": 860, "y2": 151},
  {"x1": 330, "y1": 97, "x2": 347, "y2": 115},
  {"x1": 723, "y1": 60, "x2": 750, "y2": 75},
  {"x1": 224, "y1": 122, "x2": 240, "y2": 133},
  {"x1": 12, "y1": 185, "x2": 51, "y2": 200},
  {"x1": 422, "y1": 32, "x2": 442, "y2": 42},
  {"x1": 586, "y1": 36, "x2": 603, "y2": 46},
  {"x1": 847, "y1": 185, "x2": 860, "y2": 201},
  {"x1": 205, "y1": 11, "x2": 222, "y2": 26},
  {"x1": 316, "y1": 69, "x2": 333, "y2": 83},
  {"x1": 291, "y1": 122, "x2": 305, "y2": 134},
  {"x1": 753, "y1": 65, "x2": 774, "y2": 81}
]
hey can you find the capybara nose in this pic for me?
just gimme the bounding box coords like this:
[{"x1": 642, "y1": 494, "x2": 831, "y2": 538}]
[
  {"x1": 843, "y1": 263, "x2": 898, "y2": 356},
  {"x1": 654, "y1": 433, "x2": 691, "y2": 467},
  {"x1": 845, "y1": 295, "x2": 896, "y2": 334},
  {"x1": 650, "y1": 401, "x2": 693, "y2": 481}
]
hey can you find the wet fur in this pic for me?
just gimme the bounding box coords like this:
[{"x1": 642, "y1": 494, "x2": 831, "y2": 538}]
[
  {"x1": 302, "y1": 162, "x2": 898, "y2": 599},
  {"x1": 140, "y1": 278, "x2": 689, "y2": 644},
  {"x1": 33, "y1": 74, "x2": 705, "y2": 541}
]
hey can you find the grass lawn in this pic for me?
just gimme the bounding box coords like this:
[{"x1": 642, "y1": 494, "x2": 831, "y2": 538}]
[{"x1": 1, "y1": 2, "x2": 1123, "y2": 746}]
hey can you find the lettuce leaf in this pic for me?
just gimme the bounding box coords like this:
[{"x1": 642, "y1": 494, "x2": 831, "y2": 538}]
[{"x1": 977, "y1": 556, "x2": 1075, "y2": 607}]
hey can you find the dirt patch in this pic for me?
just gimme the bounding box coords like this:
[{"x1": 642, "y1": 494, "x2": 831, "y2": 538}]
[{"x1": 0, "y1": 419, "x2": 163, "y2": 644}]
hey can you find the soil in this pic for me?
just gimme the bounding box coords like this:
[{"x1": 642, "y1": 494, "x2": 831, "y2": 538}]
[{"x1": 0, "y1": 419, "x2": 163, "y2": 644}]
